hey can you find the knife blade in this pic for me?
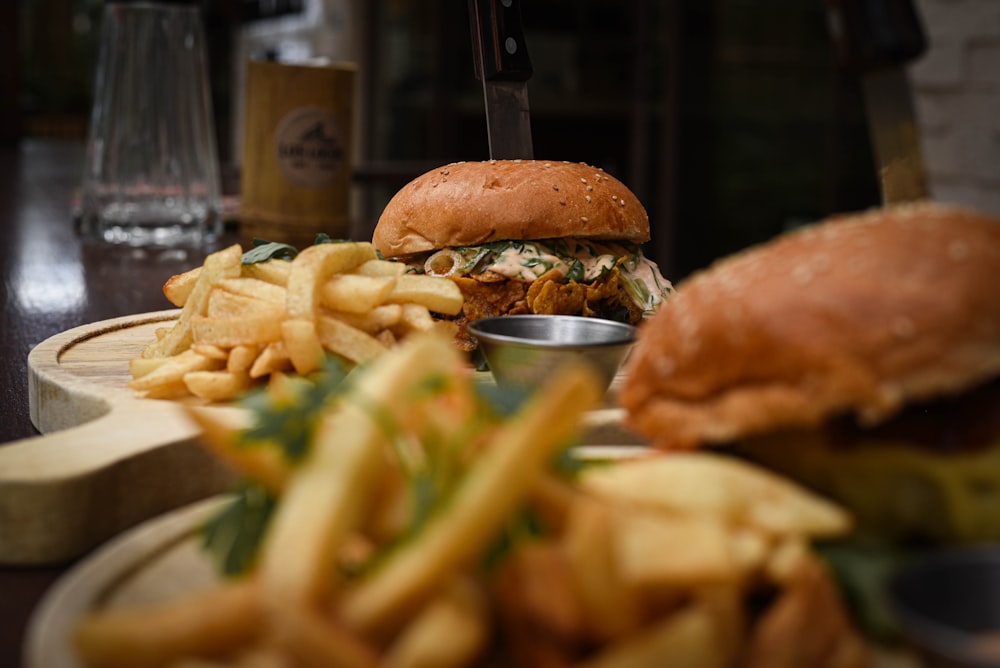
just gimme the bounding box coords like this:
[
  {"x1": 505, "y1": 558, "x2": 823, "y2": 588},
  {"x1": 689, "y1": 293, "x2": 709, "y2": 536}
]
[
  {"x1": 860, "y1": 68, "x2": 928, "y2": 204},
  {"x1": 826, "y1": 0, "x2": 929, "y2": 204},
  {"x1": 468, "y1": 0, "x2": 534, "y2": 160}
]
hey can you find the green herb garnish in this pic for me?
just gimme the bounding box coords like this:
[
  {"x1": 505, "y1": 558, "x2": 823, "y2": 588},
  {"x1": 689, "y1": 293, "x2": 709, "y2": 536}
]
[
  {"x1": 238, "y1": 355, "x2": 351, "y2": 461},
  {"x1": 202, "y1": 483, "x2": 276, "y2": 577},
  {"x1": 481, "y1": 507, "x2": 548, "y2": 574},
  {"x1": 242, "y1": 239, "x2": 298, "y2": 265},
  {"x1": 241, "y1": 234, "x2": 352, "y2": 265}
]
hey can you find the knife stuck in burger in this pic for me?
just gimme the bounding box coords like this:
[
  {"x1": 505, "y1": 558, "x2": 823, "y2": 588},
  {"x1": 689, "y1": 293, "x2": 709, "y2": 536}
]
[{"x1": 372, "y1": 159, "x2": 673, "y2": 352}]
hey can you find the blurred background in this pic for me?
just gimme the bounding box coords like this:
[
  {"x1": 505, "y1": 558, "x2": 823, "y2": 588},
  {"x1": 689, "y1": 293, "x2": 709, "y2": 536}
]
[{"x1": 4, "y1": 0, "x2": 999, "y2": 280}]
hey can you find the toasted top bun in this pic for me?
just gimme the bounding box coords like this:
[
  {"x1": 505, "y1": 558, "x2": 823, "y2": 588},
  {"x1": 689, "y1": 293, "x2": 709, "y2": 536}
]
[
  {"x1": 621, "y1": 202, "x2": 1000, "y2": 449},
  {"x1": 372, "y1": 160, "x2": 650, "y2": 258}
]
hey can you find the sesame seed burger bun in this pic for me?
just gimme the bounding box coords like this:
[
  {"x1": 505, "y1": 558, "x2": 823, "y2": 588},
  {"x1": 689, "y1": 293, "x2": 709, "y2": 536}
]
[
  {"x1": 372, "y1": 160, "x2": 650, "y2": 258},
  {"x1": 620, "y1": 203, "x2": 1000, "y2": 541},
  {"x1": 622, "y1": 202, "x2": 1000, "y2": 448}
]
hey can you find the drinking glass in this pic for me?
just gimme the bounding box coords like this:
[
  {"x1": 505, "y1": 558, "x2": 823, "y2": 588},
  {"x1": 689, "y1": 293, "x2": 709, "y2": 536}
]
[{"x1": 79, "y1": 0, "x2": 222, "y2": 247}]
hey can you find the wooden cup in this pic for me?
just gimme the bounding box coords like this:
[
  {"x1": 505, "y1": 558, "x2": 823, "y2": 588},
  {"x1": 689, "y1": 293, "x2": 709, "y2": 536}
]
[{"x1": 240, "y1": 58, "x2": 356, "y2": 245}]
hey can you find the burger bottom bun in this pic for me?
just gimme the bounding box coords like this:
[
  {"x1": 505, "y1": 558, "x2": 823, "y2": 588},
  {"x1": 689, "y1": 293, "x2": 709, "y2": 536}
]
[{"x1": 736, "y1": 430, "x2": 1000, "y2": 544}]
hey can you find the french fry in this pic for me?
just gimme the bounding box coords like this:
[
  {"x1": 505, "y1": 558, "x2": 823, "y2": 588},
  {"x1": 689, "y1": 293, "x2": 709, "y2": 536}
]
[
  {"x1": 128, "y1": 356, "x2": 169, "y2": 380},
  {"x1": 320, "y1": 274, "x2": 396, "y2": 314},
  {"x1": 578, "y1": 452, "x2": 851, "y2": 539},
  {"x1": 184, "y1": 369, "x2": 253, "y2": 402},
  {"x1": 207, "y1": 290, "x2": 285, "y2": 320},
  {"x1": 140, "y1": 379, "x2": 193, "y2": 400},
  {"x1": 184, "y1": 406, "x2": 287, "y2": 494},
  {"x1": 267, "y1": 598, "x2": 380, "y2": 668},
  {"x1": 387, "y1": 274, "x2": 464, "y2": 316},
  {"x1": 163, "y1": 266, "x2": 201, "y2": 307},
  {"x1": 338, "y1": 362, "x2": 602, "y2": 635},
  {"x1": 216, "y1": 277, "x2": 287, "y2": 305},
  {"x1": 694, "y1": 585, "x2": 747, "y2": 664},
  {"x1": 563, "y1": 495, "x2": 643, "y2": 640},
  {"x1": 431, "y1": 319, "x2": 459, "y2": 343},
  {"x1": 281, "y1": 319, "x2": 325, "y2": 375},
  {"x1": 143, "y1": 244, "x2": 243, "y2": 359},
  {"x1": 382, "y1": 576, "x2": 491, "y2": 668},
  {"x1": 227, "y1": 344, "x2": 261, "y2": 373},
  {"x1": 258, "y1": 333, "x2": 463, "y2": 607},
  {"x1": 249, "y1": 342, "x2": 292, "y2": 379},
  {"x1": 612, "y1": 510, "x2": 738, "y2": 590},
  {"x1": 324, "y1": 304, "x2": 402, "y2": 335},
  {"x1": 375, "y1": 329, "x2": 398, "y2": 348},
  {"x1": 353, "y1": 258, "x2": 407, "y2": 277},
  {"x1": 259, "y1": 401, "x2": 383, "y2": 607},
  {"x1": 191, "y1": 343, "x2": 230, "y2": 361},
  {"x1": 395, "y1": 303, "x2": 436, "y2": 335},
  {"x1": 764, "y1": 535, "x2": 809, "y2": 584},
  {"x1": 241, "y1": 258, "x2": 292, "y2": 287},
  {"x1": 128, "y1": 349, "x2": 223, "y2": 392},
  {"x1": 285, "y1": 242, "x2": 377, "y2": 322},
  {"x1": 365, "y1": 463, "x2": 412, "y2": 543},
  {"x1": 730, "y1": 526, "x2": 771, "y2": 578},
  {"x1": 191, "y1": 314, "x2": 283, "y2": 347},
  {"x1": 576, "y1": 602, "x2": 733, "y2": 668},
  {"x1": 316, "y1": 314, "x2": 388, "y2": 364},
  {"x1": 74, "y1": 579, "x2": 262, "y2": 668},
  {"x1": 375, "y1": 329, "x2": 399, "y2": 349}
]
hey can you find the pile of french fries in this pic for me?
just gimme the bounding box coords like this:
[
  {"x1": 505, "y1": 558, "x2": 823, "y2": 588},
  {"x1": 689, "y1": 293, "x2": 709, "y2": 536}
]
[
  {"x1": 128, "y1": 241, "x2": 464, "y2": 401},
  {"x1": 77, "y1": 329, "x2": 870, "y2": 668}
]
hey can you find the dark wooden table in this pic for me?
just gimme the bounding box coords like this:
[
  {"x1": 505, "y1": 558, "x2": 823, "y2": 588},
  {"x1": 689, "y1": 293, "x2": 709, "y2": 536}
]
[{"x1": 0, "y1": 139, "x2": 247, "y2": 667}]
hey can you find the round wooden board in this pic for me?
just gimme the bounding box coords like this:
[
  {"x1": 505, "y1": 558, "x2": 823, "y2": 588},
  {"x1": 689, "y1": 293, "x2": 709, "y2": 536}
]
[
  {"x1": 25, "y1": 497, "x2": 228, "y2": 668},
  {"x1": 26, "y1": 494, "x2": 921, "y2": 668}
]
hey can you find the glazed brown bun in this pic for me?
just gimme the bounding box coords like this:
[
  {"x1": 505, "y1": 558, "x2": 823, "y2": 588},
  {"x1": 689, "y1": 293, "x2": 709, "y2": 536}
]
[
  {"x1": 373, "y1": 160, "x2": 650, "y2": 257},
  {"x1": 620, "y1": 203, "x2": 1000, "y2": 542},
  {"x1": 623, "y1": 202, "x2": 1000, "y2": 448}
]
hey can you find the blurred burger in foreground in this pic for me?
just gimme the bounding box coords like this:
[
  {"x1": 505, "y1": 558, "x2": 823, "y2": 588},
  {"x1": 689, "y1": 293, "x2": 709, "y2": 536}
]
[
  {"x1": 620, "y1": 203, "x2": 1000, "y2": 544},
  {"x1": 372, "y1": 160, "x2": 672, "y2": 350}
]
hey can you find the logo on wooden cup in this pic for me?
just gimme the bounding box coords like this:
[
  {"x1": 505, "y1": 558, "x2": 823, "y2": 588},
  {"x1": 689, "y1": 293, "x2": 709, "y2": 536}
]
[{"x1": 274, "y1": 106, "x2": 345, "y2": 189}]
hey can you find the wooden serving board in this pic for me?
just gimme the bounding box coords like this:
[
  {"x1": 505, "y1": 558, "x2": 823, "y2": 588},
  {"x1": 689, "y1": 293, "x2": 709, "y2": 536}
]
[
  {"x1": 2, "y1": 311, "x2": 237, "y2": 565},
  {"x1": 26, "y1": 495, "x2": 922, "y2": 668},
  {"x1": 4, "y1": 311, "x2": 642, "y2": 565}
]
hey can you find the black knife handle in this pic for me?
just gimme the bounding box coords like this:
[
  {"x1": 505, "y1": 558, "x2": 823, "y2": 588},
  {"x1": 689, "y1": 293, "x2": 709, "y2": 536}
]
[
  {"x1": 469, "y1": 0, "x2": 533, "y2": 82},
  {"x1": 826, "y1": 0, "x2": 927, "y2": 72}
]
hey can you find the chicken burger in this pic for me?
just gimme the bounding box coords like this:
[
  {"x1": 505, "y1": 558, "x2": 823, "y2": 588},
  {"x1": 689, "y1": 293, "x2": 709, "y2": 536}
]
[{"x1": 372, "y1": 160, "x2": 672, "y2": 350}]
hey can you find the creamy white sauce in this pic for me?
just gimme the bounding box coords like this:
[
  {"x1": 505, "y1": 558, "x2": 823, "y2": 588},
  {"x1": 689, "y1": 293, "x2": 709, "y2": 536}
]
[
  {"x1": 490, "y1": 245, "x2": 567, "y2": 280},
  {"x1": 411, "y1": 238, "x2": 672, "y2": 313}
]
